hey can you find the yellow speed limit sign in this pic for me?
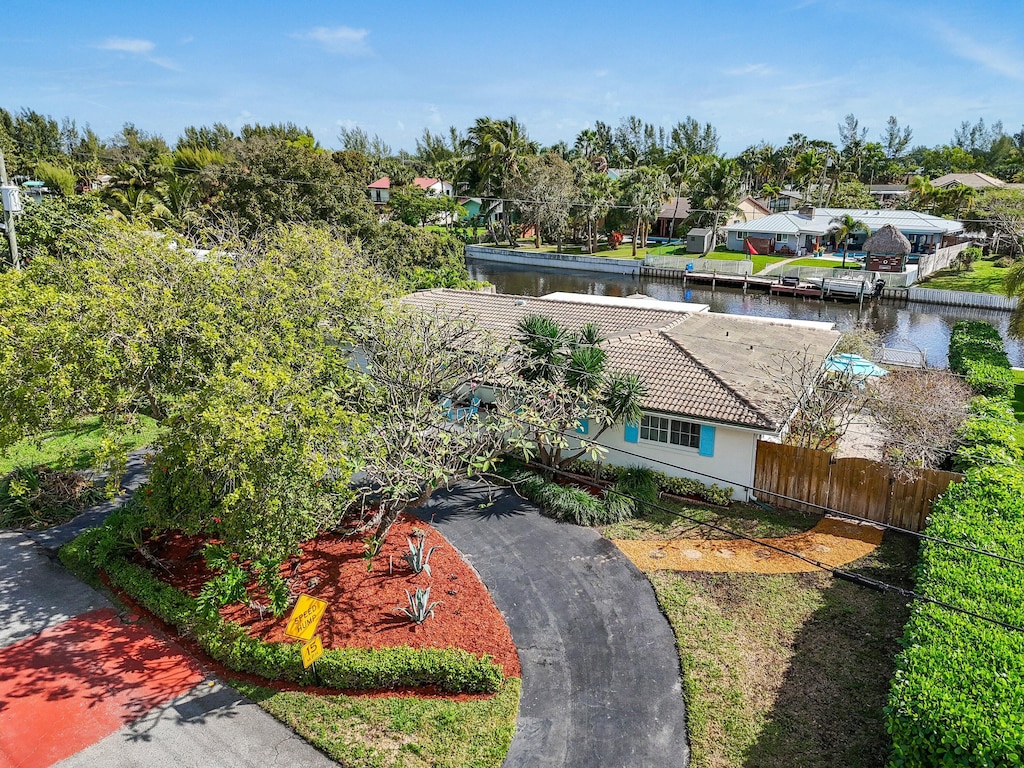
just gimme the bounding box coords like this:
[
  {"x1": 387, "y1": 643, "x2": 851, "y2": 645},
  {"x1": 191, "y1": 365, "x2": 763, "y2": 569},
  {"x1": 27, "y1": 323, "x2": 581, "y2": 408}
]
[
  {"x1": 301, "y1": 635, "x2": 324, "y2": 669},
  {"x1": 285, "y1": 594, "x2": 328, "y2": 641}
]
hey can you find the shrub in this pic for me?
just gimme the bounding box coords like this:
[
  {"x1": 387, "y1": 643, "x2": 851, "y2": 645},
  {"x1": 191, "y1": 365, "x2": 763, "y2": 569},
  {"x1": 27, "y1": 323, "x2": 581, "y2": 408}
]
[
  {"x1": 885, "y1": 467, "x2": 1024, "y2": 767},
  {"x1": 564, "y1": 459, "x2": 733, "y2": 507},
  {"x1": 948, "y1": 321, "x2": 1010, "y2": 375},
  {"x1": 964, "y1": 361, "x2": 1016, "y2": 399},
  {"x1": 59, "y1": 519, "x2": 504, "y2": 694}
]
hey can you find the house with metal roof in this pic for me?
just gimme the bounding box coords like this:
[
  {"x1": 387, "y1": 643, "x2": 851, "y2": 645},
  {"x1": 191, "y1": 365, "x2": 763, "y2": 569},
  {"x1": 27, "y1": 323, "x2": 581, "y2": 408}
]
[
  {"x1": 724, "y1": 206, "x2": 963, "y2": 256},
  {"x1": 400, "y1": 289, "x2": 840, "y2": 499}
]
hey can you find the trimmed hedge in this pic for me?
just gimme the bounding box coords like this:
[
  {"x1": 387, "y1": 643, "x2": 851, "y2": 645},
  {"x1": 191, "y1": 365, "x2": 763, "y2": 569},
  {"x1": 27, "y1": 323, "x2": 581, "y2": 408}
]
[
  {"x1": 949, "y1": 321, "x2": 1024, "y2": 473},
  {"x1": 60, "y1": 525, "x2": 503, "y2": 694},
  {"x1": 948, "y1": 321, "x2": 1010, "y2": 375},
  {"x1": 885, "y1": 467, "x2": 1024, "y2": 767},
  {"x1": 565, "y1": 458, "x2": 734, "y2": 507}
]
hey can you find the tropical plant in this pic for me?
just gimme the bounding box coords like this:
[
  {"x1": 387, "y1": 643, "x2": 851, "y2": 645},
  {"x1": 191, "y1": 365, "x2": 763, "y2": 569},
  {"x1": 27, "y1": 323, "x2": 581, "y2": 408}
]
[
  {"x1": 688, "y1": 157, "x2": 743, "y2": 254},
  {"x1": 397, "y1": 587, "x2": 439, "y2": 624},
  {"x1": 403, "y1": 533, "x2": 439, "y2": 577},
  {"x1": 828, "y1": 213, "x2": 870, "y2": 267},
  {"x1": 507, "y1": 316, "x2": 647, "y2": 473},
  {"x1": 620, "y1": 166, "x2": 670, "y2": 257}
]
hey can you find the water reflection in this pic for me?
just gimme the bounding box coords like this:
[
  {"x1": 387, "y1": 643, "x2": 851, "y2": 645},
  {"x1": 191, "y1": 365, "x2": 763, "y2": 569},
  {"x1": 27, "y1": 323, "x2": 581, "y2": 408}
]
[{"x1": 467, "y1": 258, "x2": 1024, "y2": 367}]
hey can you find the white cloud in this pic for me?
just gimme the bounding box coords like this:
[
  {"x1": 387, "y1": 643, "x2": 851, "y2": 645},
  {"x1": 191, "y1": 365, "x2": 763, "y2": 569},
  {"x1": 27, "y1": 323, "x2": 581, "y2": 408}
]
[
  {"x1": 98, "y1": 37, "x2": 155, "y2": 54},
  {"x1": 932, "y1": 21, "x2": 1024, "y2": 82},
  {"x1": 96, "y1": 37, "x2": 178, "y2": 70},
  {"x1": 723, "y1": 63, "x2": 776, "y2": 77},
  {"x1": 295, "y1": 26, "x2": 372, "y2": 56}
]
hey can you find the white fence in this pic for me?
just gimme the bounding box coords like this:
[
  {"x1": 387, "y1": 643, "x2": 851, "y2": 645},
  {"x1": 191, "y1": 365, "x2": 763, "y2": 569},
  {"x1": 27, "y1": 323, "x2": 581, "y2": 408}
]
[
  {"x1": 906, "y1": 287, "x2": 1019, "y2": 310},
  {"x1": 873, "y1": 346, "x2": 927, "y2": 368},
  {"x1": 643, "y1": 255, "x2": 754, "y2": 275}
]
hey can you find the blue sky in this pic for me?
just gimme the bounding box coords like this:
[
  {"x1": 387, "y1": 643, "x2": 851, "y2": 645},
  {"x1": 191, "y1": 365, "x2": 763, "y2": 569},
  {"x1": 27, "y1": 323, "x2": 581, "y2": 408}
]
[{"x1": 4, "y1": 0, "x2": 1024, "y2": 155}]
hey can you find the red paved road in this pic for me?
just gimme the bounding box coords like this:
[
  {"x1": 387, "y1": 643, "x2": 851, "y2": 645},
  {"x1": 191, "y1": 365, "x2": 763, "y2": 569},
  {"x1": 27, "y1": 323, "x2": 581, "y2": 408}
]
[{"x1": 0, "y1": 608, "x2": 204, "y2": 768}]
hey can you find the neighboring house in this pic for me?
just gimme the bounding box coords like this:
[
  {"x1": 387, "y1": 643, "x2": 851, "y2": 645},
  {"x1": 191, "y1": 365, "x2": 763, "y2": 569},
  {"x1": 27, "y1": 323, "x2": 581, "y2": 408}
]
[
  {"x1": 730, "y1": 195, "x2": 772, "y2": 225},
  {"x1": 400, "y1": 288, "x2": 840, "y2": 500},
  {"x1": 724, "y1": 206, "x2": 964, "y2": 256},
  {"x1": 767, "y1": 190, "x2": 805, "y2": 213},
  {"x1": 868, "y1": 184, "x2": 910, "y2": 206},
  {"x1": 367, "y1": 177, "x2": 455, "y2": 206},
  {"x1": 930, "y1": 172, "x2": 1021, "y2": 191},
  {"x1": 653, "y1": 195, "x2": 769, "y2": 239},
  {"x1": 459, "y1": 197, "x2": 505, "y2": 226}
]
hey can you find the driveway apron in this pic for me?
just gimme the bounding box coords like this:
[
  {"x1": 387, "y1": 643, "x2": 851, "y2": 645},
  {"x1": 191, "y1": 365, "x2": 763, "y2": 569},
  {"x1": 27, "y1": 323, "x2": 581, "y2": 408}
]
[{"x1": 419, "y1": 483, "x2": 689, "y2": 768}]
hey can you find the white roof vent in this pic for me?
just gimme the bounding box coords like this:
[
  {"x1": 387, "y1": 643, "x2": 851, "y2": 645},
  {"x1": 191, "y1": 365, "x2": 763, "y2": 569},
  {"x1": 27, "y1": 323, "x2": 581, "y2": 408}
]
[{"x1": 514, "y1": 299, "x2": 528, "y2": 306}]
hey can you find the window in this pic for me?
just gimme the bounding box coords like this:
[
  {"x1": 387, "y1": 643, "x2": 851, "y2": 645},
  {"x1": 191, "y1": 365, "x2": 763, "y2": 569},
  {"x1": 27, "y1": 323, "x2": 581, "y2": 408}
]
[
  {"x1": 640, "y1": 414, "x2": 701, "y2": 449},
  {"x1": 736, "y1": 231, "x2": 748, "y2": 240},
  {"x1": 776, "y1": 233, "x2": 789, "y2": 242}
]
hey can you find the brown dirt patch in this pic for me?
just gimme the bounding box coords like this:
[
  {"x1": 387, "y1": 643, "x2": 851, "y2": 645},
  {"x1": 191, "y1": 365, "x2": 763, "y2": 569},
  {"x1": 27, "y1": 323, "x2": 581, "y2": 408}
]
[
  {"x1": 142, "y1": 514, "x2": 519, "y2": 679},
  {"x1": 613, "y1": 515, "x2": 883, "y2": 574}
]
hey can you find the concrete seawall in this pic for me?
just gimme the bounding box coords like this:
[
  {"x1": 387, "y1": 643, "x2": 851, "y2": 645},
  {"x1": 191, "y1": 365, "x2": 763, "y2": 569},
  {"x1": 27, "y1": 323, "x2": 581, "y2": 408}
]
[{"x1": 464, "y1": 245, "x2": 642, "y2": 275}]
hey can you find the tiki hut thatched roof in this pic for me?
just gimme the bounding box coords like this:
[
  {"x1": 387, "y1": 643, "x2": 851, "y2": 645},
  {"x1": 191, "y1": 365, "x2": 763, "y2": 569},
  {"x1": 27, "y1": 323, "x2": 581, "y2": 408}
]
[{"x1": 863, "y1": 224, "x2": 911, "y2": 255}]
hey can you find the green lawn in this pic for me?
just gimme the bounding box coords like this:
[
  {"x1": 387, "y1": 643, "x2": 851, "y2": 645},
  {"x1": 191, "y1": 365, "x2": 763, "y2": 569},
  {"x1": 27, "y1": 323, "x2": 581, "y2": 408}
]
[
  {"x1": 1014, "y1": 382, "x2": 1024, "y2": 423},
  {"x1": 605, "y1": 503, "x2": 916, "y2": 768},
  {"x1": 0, "y1": 416, "x2": 162, "y2": 476},
  {"x1": 699, "y1": 251, "x2": 790, "y2": 275},
  {"x1": 235, "y1": 678, "x2": 520, "y2": 768},
  {"x1": 782, "y1": 258, "x2": 864, "y2": 270},
  {"x1": 917, "y1": 258, "x2": 1011, "y2": 293}
]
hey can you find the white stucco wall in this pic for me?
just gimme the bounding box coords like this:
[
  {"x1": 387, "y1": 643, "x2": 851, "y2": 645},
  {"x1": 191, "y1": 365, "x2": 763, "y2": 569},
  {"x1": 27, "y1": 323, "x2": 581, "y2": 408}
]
[{"x1": 592, "y1": 419, "x2": 761, "y2": 502}]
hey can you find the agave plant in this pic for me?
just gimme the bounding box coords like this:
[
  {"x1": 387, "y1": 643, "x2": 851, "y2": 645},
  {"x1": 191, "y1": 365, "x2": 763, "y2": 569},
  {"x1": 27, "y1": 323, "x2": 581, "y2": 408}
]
[
  {"x1": 403, "y1": 535, "x2": 439, "y2": 577},
  {"x1": 397, "y1": 587, "x2": 439, "y2": 624}
]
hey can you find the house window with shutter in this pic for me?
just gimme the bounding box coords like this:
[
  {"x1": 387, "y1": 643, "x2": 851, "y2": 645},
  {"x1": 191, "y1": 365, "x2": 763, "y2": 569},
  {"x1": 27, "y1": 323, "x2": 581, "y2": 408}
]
[{"x1": 639, "y1": 414, "x2": 701, "y2": 450}]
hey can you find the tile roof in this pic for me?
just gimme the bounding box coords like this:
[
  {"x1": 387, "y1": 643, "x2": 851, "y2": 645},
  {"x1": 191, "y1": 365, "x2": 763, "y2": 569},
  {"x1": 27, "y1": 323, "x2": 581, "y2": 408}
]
[
  {"x1": 368, "y1": 177, "x2": 391, "y2": 189},
  {"x1": 400, "y1": 290, "x2": 840, "y2": 432}
]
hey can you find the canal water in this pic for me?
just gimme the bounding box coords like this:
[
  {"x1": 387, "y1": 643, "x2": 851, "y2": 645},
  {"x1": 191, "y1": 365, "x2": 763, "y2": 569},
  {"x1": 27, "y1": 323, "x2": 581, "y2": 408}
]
[{"x1": 466, "y1": 258, "x2": 1024, "y2": 368}]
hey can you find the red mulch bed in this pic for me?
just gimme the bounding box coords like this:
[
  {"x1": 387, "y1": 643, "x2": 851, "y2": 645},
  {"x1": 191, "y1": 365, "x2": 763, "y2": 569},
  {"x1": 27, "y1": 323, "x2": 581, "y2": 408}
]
[{"x1": 141, "y1": 514, "x2": 520, "y2": 680}]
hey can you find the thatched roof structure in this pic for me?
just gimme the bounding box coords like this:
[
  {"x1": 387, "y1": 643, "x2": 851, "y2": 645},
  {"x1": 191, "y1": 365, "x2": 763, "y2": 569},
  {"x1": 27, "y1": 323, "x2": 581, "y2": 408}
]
[{"x1": 863, "y1": 224, "x2": 911, "y2": 255}]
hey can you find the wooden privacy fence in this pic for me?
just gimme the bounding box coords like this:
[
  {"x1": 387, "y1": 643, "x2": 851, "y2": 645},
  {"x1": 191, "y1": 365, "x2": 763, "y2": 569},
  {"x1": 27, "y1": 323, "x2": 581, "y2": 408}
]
[{"x1": 753, "y1": 441, "x2": 962, "y2": 532}]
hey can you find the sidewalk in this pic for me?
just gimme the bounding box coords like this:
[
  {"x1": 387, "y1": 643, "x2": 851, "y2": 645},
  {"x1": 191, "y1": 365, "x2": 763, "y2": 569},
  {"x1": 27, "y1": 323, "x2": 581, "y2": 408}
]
[{"x1": 0, "y1": 530, "x2": 336, "y2": 768}]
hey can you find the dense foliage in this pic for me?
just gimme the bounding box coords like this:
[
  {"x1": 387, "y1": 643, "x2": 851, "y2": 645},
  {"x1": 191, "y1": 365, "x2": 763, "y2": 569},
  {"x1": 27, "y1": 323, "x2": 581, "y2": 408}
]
[
  {"x1": 886, "y1": 321, "x2": 1024, "y2": 766},
  {"x1": 885, "y1": 467, "x2": 1024, "y2": 768}
]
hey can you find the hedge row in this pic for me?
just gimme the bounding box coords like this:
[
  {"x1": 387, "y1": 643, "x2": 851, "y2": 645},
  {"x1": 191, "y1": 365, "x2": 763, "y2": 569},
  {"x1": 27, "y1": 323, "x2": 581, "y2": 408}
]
[
  {"x1": 564, "y1": 458, "x2": 734, "y2": 507},
  {"x1": 949, "y1": 321, "x2": 1023, "y2": 472},
  {"x1": 886, "y1": 321, "x2": 1024, "y2": 766},
  {"x1": 60, "y1": 525, "x2": 504, "y2": 694},
  {"x1": 885, "y1": 467, "x2": 1024, "y2": 767}
]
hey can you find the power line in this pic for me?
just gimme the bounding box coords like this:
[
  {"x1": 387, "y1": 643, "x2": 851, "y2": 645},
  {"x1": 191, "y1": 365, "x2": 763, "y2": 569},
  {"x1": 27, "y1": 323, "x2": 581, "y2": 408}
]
[
  {"x1": 500, "y1": 408, "x2": 1024, "y2": 569},
  {"x1": 510, "y1": 457, "x2": 1024, "y2": 634}
]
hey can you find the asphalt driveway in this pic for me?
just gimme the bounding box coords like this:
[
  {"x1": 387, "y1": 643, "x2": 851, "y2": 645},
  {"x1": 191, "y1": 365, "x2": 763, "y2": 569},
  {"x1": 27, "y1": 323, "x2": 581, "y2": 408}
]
[{"x1": 418, "y1": 482, "x2": 689, "y2": 768}]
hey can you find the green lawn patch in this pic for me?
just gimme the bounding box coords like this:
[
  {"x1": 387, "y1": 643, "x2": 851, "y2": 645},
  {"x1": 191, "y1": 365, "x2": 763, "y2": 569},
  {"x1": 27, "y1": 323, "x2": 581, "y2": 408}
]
[
  {"x1": 0, "y1": 415, "x2": 162, "y2": 476},
  {"x1": 1015, "y1": 384, "x2": 1024, "y2": 423},
  {"x1": 235, "y1": 678, "x2": 520, "y2": 768},
  {"x1": 646, "y1": 531, "x2": 916, "y2": 768},
  {"x1": 917, "y1": 258, "x2": 1011, "y2": 293},
  {"x1": 782, "y1": 258, "x2": 864, "y2": 270}
]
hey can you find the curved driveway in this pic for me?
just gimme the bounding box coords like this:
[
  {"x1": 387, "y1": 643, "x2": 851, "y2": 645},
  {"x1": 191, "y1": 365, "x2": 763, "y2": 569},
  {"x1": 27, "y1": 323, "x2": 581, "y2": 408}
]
[{"x1": 418, "y1": 483, "x2": 689, "y2": 768}]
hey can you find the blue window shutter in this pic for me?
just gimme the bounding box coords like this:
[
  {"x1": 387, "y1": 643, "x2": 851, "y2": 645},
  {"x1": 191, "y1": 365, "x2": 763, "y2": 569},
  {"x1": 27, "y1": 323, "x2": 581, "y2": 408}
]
[
  {"x1": 624, "y1": 421, "x2": 639, "y2": 443},
  {"x1": 699, "y1": 425, "x2": 716, "y2": 457},
  {"x1": 576, "y1": 418, "x2": 589, "y2": 435}
]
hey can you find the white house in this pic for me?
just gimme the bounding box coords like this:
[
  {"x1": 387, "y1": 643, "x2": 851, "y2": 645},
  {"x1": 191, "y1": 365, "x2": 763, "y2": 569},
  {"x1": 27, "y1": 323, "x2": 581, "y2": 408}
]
[
  {"x1": 400, "y1": 289, "x2": 840, "y2": 501},
  {"x1": 367, "y1": 176, "x2": 454, "y2": 206},
  {"x1": 724, "y1": 206, "x2": 964, "y2": 256}
]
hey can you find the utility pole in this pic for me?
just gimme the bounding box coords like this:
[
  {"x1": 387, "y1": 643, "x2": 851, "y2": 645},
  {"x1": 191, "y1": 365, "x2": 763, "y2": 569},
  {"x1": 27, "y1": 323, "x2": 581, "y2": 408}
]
[{"x1": 0, "y1": 147, "x2": 21, "y2": 270}]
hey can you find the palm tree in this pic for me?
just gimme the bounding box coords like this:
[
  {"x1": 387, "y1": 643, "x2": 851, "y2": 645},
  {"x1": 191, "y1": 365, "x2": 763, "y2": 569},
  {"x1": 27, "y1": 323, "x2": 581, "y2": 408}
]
[
  {"x1": 1003, "y1": 262, "x2": 1024, "y2": 337},
  {"x1": 828, "y1": 214, "x2": 870, "y2": 267},
  {"x1": 621, "y1": 167, "x2": 670, "y2": 257},
  {"x1": 576, "y1": 166, "x2": 616, "y2": 254},
  {"x1": 514, "y1": 316, "x2": 647, "y2": 473},
  {"x1": 689, "y1": 157, "x2": 743, "y2": 255},
  {"x1": 466, "y1": 116, "x2": 537, "y2": 195},
  {"x1": 907, "y1": 175, "x2": 936, "y2": 213},
  {"x1": 793, "y1": 150, "x2": 825, "y2": 200}
]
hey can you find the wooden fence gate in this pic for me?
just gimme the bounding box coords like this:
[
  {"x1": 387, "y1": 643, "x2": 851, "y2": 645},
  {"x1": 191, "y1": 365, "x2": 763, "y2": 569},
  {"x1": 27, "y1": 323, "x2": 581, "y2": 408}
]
[{"x1": 752, "y1": 441, "x2": 962, "y2": 532}]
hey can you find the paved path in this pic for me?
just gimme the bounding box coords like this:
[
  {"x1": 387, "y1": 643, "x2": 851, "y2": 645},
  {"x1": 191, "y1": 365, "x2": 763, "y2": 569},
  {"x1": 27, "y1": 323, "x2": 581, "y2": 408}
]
[
  {"x1": 418, "y1": 483, "x2": 689, "y2": 768},
  {"x1": 0, "y1": 531, "x2": 335, "y2": 768}
]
